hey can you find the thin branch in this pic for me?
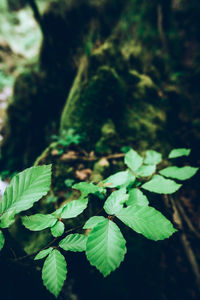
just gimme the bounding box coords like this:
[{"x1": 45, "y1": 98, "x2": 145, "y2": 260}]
[
  {"x1": 60, "y1": 153, "x2": 125, "y2": 162},
  {"x1": 164, "y1": 195, "x2": 200, "y2": 292},
  {"x1": 176, "y1": 199, "x2": 200, "y2": 239}
]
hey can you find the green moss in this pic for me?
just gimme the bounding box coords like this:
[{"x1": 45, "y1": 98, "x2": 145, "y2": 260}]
[{"x1": 60, "y1": 60, "x2": 126, "y2": 147}]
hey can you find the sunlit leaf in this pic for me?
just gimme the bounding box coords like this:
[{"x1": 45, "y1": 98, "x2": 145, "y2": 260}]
[
  {"x1": 104, "y1": 188, "x2": 128, "y2": 215},
  {"x1": 103, "y1": 170, "x2": 135, "y2": 188},
  {"x1": 136, "y1": 165, "x2": 156, "y2": 177},
  {"x1": 144, "y1": 150, "x2": 162, "y2": 165},
  {"x1": 83, "y1": 216, "x2": 106, "y2": 229},
  {"x1": 22, "y1": 214, "x2": 57, "y2": 231},
  {"x1": 126, "y1": 188, "x2": 149, "y2": 206},
  {"x1": 59, "y1": 234, "x2": 87, "y2": 252},
  {"x1": 34, "y1": 248, "x2": 53, "y2": 260},
  {"x1": 141, "y1": 175, "x2": 182, "y2": 194},
  {"x1": 73, "y1": 182, "x2": 104, "y2": 197},
  {"x1": 42, "y1": 249, "x2": 67, "y2": 297},
  {"x1": 124, "y1": 149, "x2": 143, "y2": 172},
  {"x1": 0, "y1": 165, "x2": 52, "y2": 216},
  {"x1": 86, "y1": 218, "x2": 126, "y2": 277},
  {"x1": 51, "y1": 221, "x2": 65, "y2": 237},
  {"x1": 168, "y1": 148, "x2": 191, "y2": 159},
  {"x1": 159, "y1": 166, "x2": 198, "y2": 180},
  {"x1": 116, "y1": 205, "x2": 177, "y2": 241}
]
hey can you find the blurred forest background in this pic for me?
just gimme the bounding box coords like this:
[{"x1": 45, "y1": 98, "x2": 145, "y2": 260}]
[{"x1": 0, "y1": 0, "x2": 200, "y2": 299}]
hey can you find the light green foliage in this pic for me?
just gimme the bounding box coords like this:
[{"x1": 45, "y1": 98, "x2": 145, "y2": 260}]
[
  {"x1": 34, "y1": 248, "x2": 53, "y2": 260},
  {"x1": 57, "y1": 198, "x2": 88, "y2": 219},
  {"x1": 59, "y1": 234, "x2": 87, "y2": 252},
  {"x1": 73, "y1": 182, "x2": 104, "y2": 197},
  {"x1": 116, "y1": 205, "x2": 177, "y2": 241},
  {"x1": 168, "y1": 148, "x2": 191, "y2": 159},
  {"x1": 103, "y1": 170, "x2": 135, "y2": 188},
  {"x1": 124, "y1": 149, "x2": 143, "y2": 172},
  {"x1": 142, "y1": 175, "x2": 182, "y2": 194},
  {"x1": 22, "y1": 214, "x2": 57, "y2": 231},
  {"x1": 64, "y1": 179, "x2": 75, "y2": 188},
  {"x1": 1, "y1": 146, "x2": 197, "y2": 297},
  {"x1": 0, "y1": 210, "x2": 16, "y2": 228},
  {"x1": 0, "y1": 231, "x2": 5, "y2": 251},
  {"x1": 104, "y1": 188, "x2": 128, "y2": 215},
  {"x1": 42, "y1": 249, "x2": 67, "y2": 298},
  {"x1": 0, "y1": 165, "x2": 51, "y2": 220},
  {"x1": 46, "y1": 196, "x2": 57, "y2": 204},
  {"x1": 86, "y1": 218, "x2": 126, "y2": 277},
  {"x1": 136, "y1": 164, "x2": 156, "y2": 177},
  {"x1": 126, "y1": 188, "x2": 149, "y2": 206},
  {"x1": 159, "y1": 166, "x2": 199, "y2": 181},
  {"x1": 51, "y1": 221, "x2": 65, "y2": 237},
  {"x1": 52, "y1": 129, "x2": 84, "y2": 147},
  {"x1": 83, "y1": 216, "x2": 106, "y2": 229},
  {"x1": 144, "y1": 150, "x2": 162, "y2": 165}
]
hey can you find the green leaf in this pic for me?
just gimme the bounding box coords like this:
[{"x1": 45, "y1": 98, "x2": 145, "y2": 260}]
[
  {"x1": 0, "y1": 165, "x2": 52, "y2": 217},
  {"x1": 72, "y1": 182, "x2": 104, "y2": 197},
  {"x1": 42, "y1": 249, "x2": 67, "y2": 298},
  {"x1": 127, "y1": 188, "x2": 149, "y2": 206},
  {"x1": 103, "y1": 170, "x2": 135, "y2": 188},
  {"x1": 46, "y1": 196, "x2": 57, "y2": 204},
  {"x1": 116, "y1": 205, "x2": 177, "y2": 241},
  {"x1": 51, "y1": 221, "x2": 65, "y2": 237},
  {"x1": 59, "y1": 234, "x2": 87, "y2": 252},
  {"x1": 0, "y1": 230, "x2": 5, "y2": 251},
  {"x1": 22, "y1": 214, "x2": 57, "y2": 231},
  {"x1": 83, "y1": 216, "x2": 107, "y2": 229},
  {"x1": 159, "y1": 166, "x2": 199, "y2": 181},
  {"x1": 34, "y1": 248, "x2": 53, "y2": 260},
  {"x1": 168, "y1": 148, "x2": 191, "y2": 159},
  {"x1": 86, "y1": 218, "x2": 126, "y2": 277},
  {"x1": 141, "y1": 175, "x2": 182, "y2": 194},
  {"x1": 136, "y1": 165, "x2": 156, "y2": 177},
  {"x1": 144, "y1": 150, "x2": 162, "y2": 165},
  {"x1": 124, "y1": 149, "x2": 143, "y2": 172},
  {"x1": 57, "y1": 198, "x2": 88, "y2": 219},
  {"x1": 104, "y1": 188, "x2": 128, "y2": 215},
  {"x1": 0, "y1": 210, "x2": 16, "y2": 228}
]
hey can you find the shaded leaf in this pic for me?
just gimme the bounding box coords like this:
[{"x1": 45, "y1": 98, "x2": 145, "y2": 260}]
[
  {"x1": 141, "y1": 175, "x2": 182, "y2": 194},
  {"x1": 59, "y1": 234, "x2": 87, "y2": 252},
  {"x1": 0, "y1": 230, "x2": 5, "y2": 251},
  {"x1": 116, "y1": 205, "x2": 177, "y2": 241},
  {"x1": 86, "y1": 218, "x2": 126, "y2": 277}
]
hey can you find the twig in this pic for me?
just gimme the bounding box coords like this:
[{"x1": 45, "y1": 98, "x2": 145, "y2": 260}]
[
  {"x1": 176, "y1": 199, "x2": 200, "y2": 239},
  {"x1": 165, "y1": 195, "x2": 200, "y2": 292},
  {"x1": 60, "y1": 153, "x2": 125, "y2": 162}
]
